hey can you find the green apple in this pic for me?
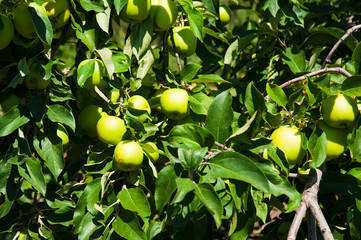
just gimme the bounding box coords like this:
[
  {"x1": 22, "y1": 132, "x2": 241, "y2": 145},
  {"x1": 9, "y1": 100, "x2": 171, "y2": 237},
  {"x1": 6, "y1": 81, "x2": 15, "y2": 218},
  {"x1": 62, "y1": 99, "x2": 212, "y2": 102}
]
[
  {"x1": 149, "y1": 88, "x2": 165, "y2": 112},
  {"x1": 119, "y1": 0, "x2": 151, "y2": 23},
  {"x1": 114, "y1": 140, "x2": 144, "y2": 171},
  {"x1": 96, "y1": 115, "x2": 127, "y2": 145},
  {"x1": 78, "y1": 59, "x2": 108, "y2": 90},
  {"x1": 318, "y1": 121, "x2": 348, "y2": 161},
  {"x1": 23, "y1": 62, "x2": 51, "y2": 90},
  {"x1": 321, "y1": 93, "x2": 359, "y2": 128},
  {"x1": 78, "y1": 104, "x2": 108, "y2": 137},
  {"x1": 142, "y1": 141, "x2": 159, "y2": 163},
  {"x1": 167, "y1": 26, "x2": 197, "y2": 57},
  {"x1": 160, "y1": 88, "x2": 188, "y2": 120},
  {"x1": 0, "y1": 93, "x2": 23, "y2": 114},
  {"x1": 43, "y1": 0, "x2": 71, "y2": 29},
  {"x1": 106, "y1": 88, "x2": 121, "y2": 104},
  {"x1": 219, "y1": 5, "x2": 231, "y2": 25},
  {"x1": 129, "y1": 95, "x2": 151, "y2": 122},
  {"x1": 0, "y1": 14, "x2": 14, "y2": 50},
  {"x1": 57, "y1": 123, "x2": 69, "y2": 146},
  {"x1": 150, "y1": 0, "x2": 178, "y2": 32},
  {"x1": 271, "y1": 126, "x2": 306, "y2": 165}
]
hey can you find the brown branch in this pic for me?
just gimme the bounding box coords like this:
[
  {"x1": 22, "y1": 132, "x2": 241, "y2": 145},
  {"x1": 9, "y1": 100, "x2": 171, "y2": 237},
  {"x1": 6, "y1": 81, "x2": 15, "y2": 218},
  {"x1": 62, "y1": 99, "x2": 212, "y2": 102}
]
[
  {"x1": 94, "y1": 85, "x2": 110, "y2": 103},
  {"x1": 169, "y1": 28, "x2": 182, "y2": 72},
  {"x1": 322, "y1": 24, "x2": 361, "y2": 68}
]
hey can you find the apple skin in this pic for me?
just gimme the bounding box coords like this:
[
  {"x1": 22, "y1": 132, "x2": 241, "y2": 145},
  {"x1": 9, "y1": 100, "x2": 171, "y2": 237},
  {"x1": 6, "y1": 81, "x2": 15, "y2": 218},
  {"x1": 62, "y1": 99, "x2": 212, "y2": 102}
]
[
  {"x1": 13, "y1": 3, "x2": 36, "y2": 39},
  {"x1": 78, "y1": 104, "x2": 108, "y2": 137},
  {"x1": 167, "y1": 26, "x2": 197, "y2": 57},
  {"x1": 107, "y1": 88, "x2": 121, "y2": 104},
  {"x1": 0, "y1": 14, "x2": 14, "y2": 50},
  {"x1": 23, "y1": 62, "x2": 51, "y2": 90},
  {"x1": 57, "y1": 123, "x2": 69, "y2": 146},
  {"x1": 318, "y1": 121, "x2": 348, "y2": 161},
  {"x1": 321, "y1": 94, "x2": 359, "y2": 128},
  {"x1": 96, "y1": 116, "x2": 127, "y2": 145},
  {"x1": 271, "y1": 126, "x2": 306, "y2": 165},
  {"x1": 150, "y1": 0, "x2": 178, "y2": 32},
  {"x1": 129, "y1": 95, "x2": 151, "y2": 122},
  {"x1": 120, "y1": 0, "x2": 151, "y2": 23},
  {"x1": 114, "y1": 140, "x2": 144, "y2": 171},
  {"x1": 160, "y1": 88, "x2": 189, "y2": 120},
  {"x1": 78, "y1": 59, "x2": 108, "y2": 90},
  {"x1": 43, "y1": 0, "x2": 71, "y2": 29},
  {"x1": 219, "y1": 5, "x2": 231, "y2": 25},
  {"x1": 142, "y1": 141, "x2": 159, "y2": 163}
]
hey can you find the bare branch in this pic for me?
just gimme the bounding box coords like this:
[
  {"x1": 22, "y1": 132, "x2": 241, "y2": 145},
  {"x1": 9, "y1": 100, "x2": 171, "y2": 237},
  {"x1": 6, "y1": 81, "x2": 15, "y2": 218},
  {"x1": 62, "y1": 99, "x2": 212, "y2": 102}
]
[
  {"x1": 322, "y1": 24, "x2": 361, "y2": 68},
  {"x1": 287, "y1": 201, "x2": 307, "y2": 240},
  {"x1": 94, "y1": 85, "x2": 110, "y2": 103},
  {"x1": 169, "y1": 28, "x2": 182, "y2": 72},
  {"x1": 308, "y1": 198, "x2": 334, "y2": 239},
  {"x1": 214, "y1": 141, "x2": 235, "y2": 151}
]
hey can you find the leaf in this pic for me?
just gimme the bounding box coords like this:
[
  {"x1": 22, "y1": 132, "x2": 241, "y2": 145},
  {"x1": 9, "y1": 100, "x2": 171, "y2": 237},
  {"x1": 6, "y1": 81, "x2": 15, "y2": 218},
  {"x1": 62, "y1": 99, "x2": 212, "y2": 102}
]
[
  {"x1": 268, "y1": 0, "x2": 280, "y2": 16},
  {"x1": 282, "y1": 47, "x2": 307, "y2": 74},
  {"x1": 190, "y1": 74, "x2": 230, "y2": 84},
  {"x1": 0, "y1": 107, "x2": 30, "y2": 137},
  {"x1": 244, "y1": 82, "x2": 266, "y2": 117},
  {"x1": 29, "y1": 3, "x2": 53, "y2": 45},
  {"x1": 180, "y1": 64, "x2": 202, "y2": 82},
  {"x1": 96, "y1": 48, "x2": 114, "y2": 79},
  {"x1": 78, "y1": 0, "x2": 104, "y2": 12},
  {"x1": 154, "y1": 165, "x2": 177, "y2": 212},
  {"x1": 112, "y1": 51, "x2": 131, "y2": 73},
  {"x1": 266, "y1": 83, "x2": 288, "y2": 109},
  {"x1": 349, "y1": 125, "x2": 361, "y2": 161},
  {"x1": 308, "y1": 126, "x2": 327, "y2": 169},
  {"x1": 0, "y1": 160, "x2": 12, "y2": 194},
  {"x1": 208, "y1": 152, "x2": 270, "y2": 193},
  {"x1": 164, "y1": 144, "x2": 208, "y2": 170},
  {"x1": 189, "y1": 92, "x2": 213, "y2": 115},
  {"x1": 77, "y1": 59, "x2": 96, "y2": 87},
  {"x1": 203, "y1": 27, "x2": 229, "y2": 44},
  {"x1": 18, "y1": 157, "x2": 46, "y2": 196},
  {"x1": 46, "y1": 104, "x2": 76, "y2": 132},
  {"x1": 342, "y1": 76, "x2": 361, "y2": 97},
  {"x1": 224, "y1": 31, "x2": 257, "y2": 65},
  {"x1": 193, "y1": 183, "x2": 223, "y2": 228},
  {"x1": 117, "y1": 187, "x2": 151, "y2": 222},
  {"x1": 173, "y1": 178, "x2": 196, "y2": 203},
  {"x1": 205, "y1": 90, "x2": 233, "y2": 144},
  {"x1": 96, "y1": 7, "x2": 111, "y2": 34},
  {"x1": 112, "y1": 211, "x2": 147, "y2": 240},
  {"x1": 131, "y1": 19, "x2": 153, "y2": 59},
  {"x1": 76, "y1": 23, "x2": 97, "y2": 52},
  {"x1": 351, "y1": 43, "x2": 361, "y2": 75},
  {"x1": 137, "y1": 48, "x2": 154, "y2": 79},
  {"x1": 113, "y1": 0, "x2": 127, "y2": 14},
  {"x1": 181, "y1": 4, "x2": 203, "y2": 41},
  {"x1": 168, "y1": 123, "x2": 215, "y2": 148},
  {"x1": 226, "y1": 111, "x2": 257, "y2": 143},
  {"x1": 78, "y1": 212, "x2": 102, "y2": 240}
]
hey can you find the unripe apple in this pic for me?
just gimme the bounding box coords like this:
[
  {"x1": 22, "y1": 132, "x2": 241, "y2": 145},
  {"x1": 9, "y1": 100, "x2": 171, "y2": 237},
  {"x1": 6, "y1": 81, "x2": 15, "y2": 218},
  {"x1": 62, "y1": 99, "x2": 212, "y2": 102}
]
[
  {"x1": 0, "y1": 93, "x2": 23, "y2": 114},
  {"x1": 318, "y1": 121, "x2": 348, "y2": 161},
  {"x1": 0, "y1": 14, "x2": 14, "y2": 50},
  {"x1": 106, "y1": 88, "x2": 121, "y2": 104},
  {"x1": 219, "y1": 5, "x2": 231, "y2": 25},
  {"x1": 129, "y1": 95, "x2": 151, "y2": 122},
  {"x1": 23, "y1": 62, "x2": 51, "y2": 90},
  {"x1": 321, "y1": 93, "x2": 359, "y2": 128},
  {"x1": 271, "y1": 126, "x2": 306, "y2": 165},
  {"x1": 43, "y1": 0, "x2": 71, "y2": 29},
  {"x1": 96, "y1": 115, "x2": 127, "y2": 145},
  {"x1": 167, "y1": 26, "x2": 197, "y2": 57},
  {"x1": 57, "y1": 123, "x2": 69, "y2": 146},
  {"x1": 78, "y1": 59, "x2": 108, "y2": 90},
  {"x1": 114, "y1": 140, "x2": 144, "y2": 171},
  {"x1": 142, "y1": 141, "x2": 159, "y2": 162},
  {"x1": 78, "y1": 104, "x2": 108, "y2": 137},
  {"x1": 160, "y1": 88, "x2": 189, "y2": 120},
  {"x1": 119, "y1": 0, "x2": 151, "y2": 23},
  {"x1": 150, "y1": 0, "x2": 178, "y2": 32}
]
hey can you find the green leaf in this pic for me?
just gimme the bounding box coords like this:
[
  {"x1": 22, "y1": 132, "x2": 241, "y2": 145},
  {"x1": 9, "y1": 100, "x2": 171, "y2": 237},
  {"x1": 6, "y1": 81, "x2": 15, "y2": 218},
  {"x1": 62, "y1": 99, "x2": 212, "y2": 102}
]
[
  {"x1": 112, "y1": 211, "x2": 146, "y2": 240},
  {"x1": 266, "y1": 83, "x2": 288, "y2": 109},
  {"x1": 265, "y1": 145, "x2": 290, "y2": 175},
  {"x1": 349, "y1": 125, "x2": 361, "y2": 161},
  {"x1": 113, "y1": 0, "x2": 127, "y2": 14},
  {"x1": 18, "y1": 157, "x2": 46, "y2": 196},
  {"x1": 117, "y1": 187, "x2": 151, "y2": 222},
  {"x1": 0, "y1": 160, "x2": 12, "y2": 194},
  {"x1": 267, "y1": 0, "x2": 280, "y2": 16},
  {"x1": 203, "y1": 27, "x2": 229, "y2": 44},
  {"x1": 154, "y1": 165, "x2": 177, "y2": 212},
  {"x1": 0, "y1": 107, "x2": 30, "y2": 137},
  {"x1": 244, "y1": 82, "x2": 266, "y2": 117},
  {"x1": 342, "y1": 76, "x2": 361, "y2": 97},
  {"x1": 224, "y1": 31, "x2": 258, "y2": 65},
  {"x1": 189, "y1": 92, "x2": 213, "y2": 115},
  {"x1": 173, "y1": 178, "x2": 196, "y2": 203},
  {"x1": 181, "y1": 4, "x2": 203, "y2": 41},
  {"x1": 205, "y1": 90, "x2": 233, "y2": 144},
  {"x1": 96, "y1": 48, "x2": 114, "y2": 79},
  {"x1": 46, "y1": 104, "x2": 76, "y2": 132},
  {"x1": 77, "y1": 59, "x2": 96, "y2": 87},
  {"x1": 308, "y1": 126, "x2": 327, "y2": 169},
  {"x1": 137, "y1": 48, "x2": 154, "y2": 79},
  {"x1": 78, "y1": 212, "x2": 102, "y2": 240},
  {"x1": 112, "y1": 51, "x2": 131, "y2": 73},
  {"x1": 208, "y1": 152, "x2": 270, "y2": 193},
  {"x1": 282, "y1": 47, "x2": 307, "y2": 74},
  {"x1": 180, "y1": 64, "x2": 202, "y2": 81},
  {"x1": 96, "y1": 7, "x2": 111, "y2": 33},
  {"x1": 29, "y1": 3, "x2": 53, "y2": 45},
  {"x1": 131, "y1": 19, "x2": 153, "y2": 59},
  {"x1": 164, "y1": 144, "x2": 208, "y2": 170},
  {"x1": 190, "y1": 74, "x2": 230, "y2": 84},
  {"x1": 193, "y1": 183, "x2": 223, "y2": 228},
  {"x1": 78, "y1": 0, "x2": 105, "y2": 12},
  {"x1": 351, "y1": 43, "x2": 361, "y2": 75},
  {"x1": 75, "y1": 19, "x2": 98, "y2": 52},
  {"x1": 168, "y1": 123, "x2": 215, "y2": 148}
]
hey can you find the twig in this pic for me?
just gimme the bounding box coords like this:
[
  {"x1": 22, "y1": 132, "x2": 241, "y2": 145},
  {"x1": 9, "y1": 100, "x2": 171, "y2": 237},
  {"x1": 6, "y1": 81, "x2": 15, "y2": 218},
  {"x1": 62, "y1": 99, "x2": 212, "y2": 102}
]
[
  {"x1": 214, "y1": 141, "x2": 235, "y2": 151},
  {"x1": 288, "y1": 201, "x2": 307, "y2": 240},
  {"x1": 169, "y1": 28, "x2": 182, "y2": 72},
  {"x1": 322, "y1": 24, "x2": 361, "y2": 68},
  {"x1": 288, "y1": 172, "x2": 311, "y2": 180},
  {"x1": 163, "y1": 32, "x2": 168, "y2": 74},
  {"x1": 94, "y1": 85, "x2": 110, "y2": 103},
  {"x1": 51, "y1": 21, "x2": 71, "y2": 60}
]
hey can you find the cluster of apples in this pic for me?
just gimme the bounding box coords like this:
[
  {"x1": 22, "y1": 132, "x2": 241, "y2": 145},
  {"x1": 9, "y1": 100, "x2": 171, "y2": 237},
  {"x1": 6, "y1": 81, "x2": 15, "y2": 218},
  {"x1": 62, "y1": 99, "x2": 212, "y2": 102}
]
[
  {"x1": 0, "y1": 0, "x2": 71, "y2": 49},
  {"x1": 270, "y1": 93, "x2": 359, "y2": 166}
]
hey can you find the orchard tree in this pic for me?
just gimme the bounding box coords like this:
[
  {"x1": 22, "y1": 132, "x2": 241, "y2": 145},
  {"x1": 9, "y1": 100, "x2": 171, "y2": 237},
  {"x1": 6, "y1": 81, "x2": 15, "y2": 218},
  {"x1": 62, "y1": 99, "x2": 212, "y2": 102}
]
[{"x1": 1, "y1": 0, "x2": 361, "y2": 239}]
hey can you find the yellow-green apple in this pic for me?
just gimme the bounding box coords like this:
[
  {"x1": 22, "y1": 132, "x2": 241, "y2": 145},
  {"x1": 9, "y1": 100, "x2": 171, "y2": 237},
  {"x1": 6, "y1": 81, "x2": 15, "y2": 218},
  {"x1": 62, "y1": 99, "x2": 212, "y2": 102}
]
[
  {"x1": 0, "y1": 14, "x2": 14, "y2": 49},
  {"x1": 150, "y1": 0, "x2": 178, "y2": 31},
  {"x1": 321, "y1": 93, "x2": 359, "y2": 128},
  {"x1": 78, "y1": 104, "x2": 107, "y2": 137},
  {"x1": 318, "y1": 121, "x2": 348, "y2": 161},
  {"x1": 43, "y1": 0, "x2": 71, "y2": 29},
  {"x1": 160, "y1": 88, "x2": 188, "y2": 120},
  {"x1": 119, "y1": 0, "x2": 151, "y2": 23},
  {"x1": 271, "y1": 125, "x2": 306, "y2": 165},
  {"x1": 114, "y1": 140, "x2": 144, "y2": 171},
  {"x1": 106, "y1": 88, "x2": 121, "y2": 104},
  {"x1": 23, "y1": 62, "x2": 51, "y2": 90},
  {"x1": 96, "y1": 115, "x2": 127, "y2": 145},
  {"x1": 219, "y1": 5, "x2": 231, "y2": 25},
  {"x1": 129, "y1": 95, "x2": 151, "y2": 122},
  {"x1": 167, "y1": 26, "x2": 197, "y2": 57}
]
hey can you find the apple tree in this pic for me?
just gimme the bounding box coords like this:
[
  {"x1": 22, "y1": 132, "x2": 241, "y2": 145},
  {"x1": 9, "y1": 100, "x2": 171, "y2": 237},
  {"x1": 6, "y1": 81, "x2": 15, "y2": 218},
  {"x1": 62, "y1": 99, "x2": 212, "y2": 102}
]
[{"x1": 1, "y1": 0, "x2": 361, "y2": 239}]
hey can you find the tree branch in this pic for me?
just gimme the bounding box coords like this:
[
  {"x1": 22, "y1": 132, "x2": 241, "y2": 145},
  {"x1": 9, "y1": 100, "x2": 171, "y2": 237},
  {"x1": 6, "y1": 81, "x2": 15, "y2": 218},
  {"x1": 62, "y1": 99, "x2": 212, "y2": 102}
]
[
  {"x1": 169, "y1": 28, "x2": 182, "y2": 73},
  {"x1": 322, "y1": 24, "x2": 361, "y2": 68}
]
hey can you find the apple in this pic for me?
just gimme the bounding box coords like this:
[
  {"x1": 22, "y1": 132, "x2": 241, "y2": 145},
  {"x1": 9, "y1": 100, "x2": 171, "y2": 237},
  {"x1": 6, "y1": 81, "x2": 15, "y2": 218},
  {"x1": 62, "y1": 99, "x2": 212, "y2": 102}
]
[
  {"x1": 119, "y1": 0, "x2": 151, "y2": 23},
  {"x1": 57, "y1": 123, "x2": 69, "y2": 146},
  {"x1": 129, "y1": 95, "x2": 151, "y2": 122},
  {"x1": 106, "y1": 88, "x2": 121, "y2": 104},
  {"x1": 219, "y1": 5, "x2": 231, "y2": 25},
  {"x1": 160, "y1": 88, "x2": 189, "y2": 120},
  {"x1": 78, "y1": 104, "x2": 108, "y2": 137},
  {"x1": 96, "y1": 115, "x2": 127, "y2": 145},
  {"x1": 23, "y1": 62, "x2": 51, "y2": 90},
  {"x1": 142, "y1": 141, "x2": 159, "y2": 163},
  {"x1": 78, "y1": 59, "x2": 108, "y2": 90},
  {"x1": 167, "y1": 26, "x2": 197, "y2": 57},
  {"x1": 114, "y1": 140, "x2": 144, "y2": 171},
  {"x1": 271, "y1": 126, "x2": 306, "y2": 165},
  {"x1": 43, "y1": 0, "x2": 71, "y2": 29},
  {"x1": 0, "y1": 14, "x2": 14, "y2": 50},
  {"x1": 0, "y1": 93, "x2": 23, "y2": 115},
  {"x1": 150, "y1": 0, "x2": 178, "y2": 32},
  {"x1": 318, "y1": 121, "x2": 348, "y2": 161},
  {"x1": 321, "y1": 93, "x2": 359, "y2": 128}
]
